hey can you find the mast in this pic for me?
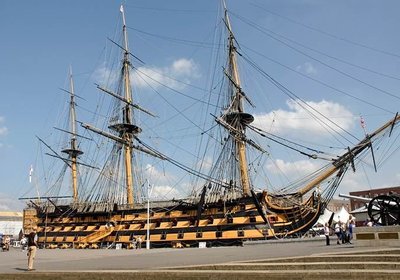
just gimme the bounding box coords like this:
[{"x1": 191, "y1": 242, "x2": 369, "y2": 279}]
[
  {"x1": 81, "y1": 5, "x2": 157, "y2": 207},
  {"x1": 118, "y1": 5, "x2": 135, "y2": 206},
  {"x1": 223, "y1": 2, "x2": 253, "y2": 196},
  {"x1": 61, "y1": 67, "x2": 83, "y2": 203}
]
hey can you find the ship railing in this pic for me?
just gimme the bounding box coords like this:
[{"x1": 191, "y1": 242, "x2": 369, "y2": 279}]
[{"x1": 71, "y1": 199, "x2": 185, "y2": 213}]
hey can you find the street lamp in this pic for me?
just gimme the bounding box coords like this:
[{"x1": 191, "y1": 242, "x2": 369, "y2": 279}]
[{"x1": 146, "y1": 180, "x2": 153, "y2": 250}]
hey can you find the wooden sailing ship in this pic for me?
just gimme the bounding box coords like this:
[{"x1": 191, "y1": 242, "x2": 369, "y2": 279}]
[{"x1": 22, "y1": 3, "x2": 400, "y2": 249}]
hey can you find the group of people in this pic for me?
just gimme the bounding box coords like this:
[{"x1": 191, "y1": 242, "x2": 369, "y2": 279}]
[
  {"x1": 324, "y1": 215, "x2": 355, "y2": 246},
  {"x1": 131, "y1": 236, "x2": 143, "y2": 249},
  {"x1": 1, "y1": 228, "x2": 38, "y2": 271},
  {"x1": 1, "y1": 235, "x2": 10, "y2": 251}
]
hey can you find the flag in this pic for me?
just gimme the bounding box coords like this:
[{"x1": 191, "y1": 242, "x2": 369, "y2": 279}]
[
  {"x1": 29, "y1": 165, "x2": 33, "y2": 183},
  {"x1": 360, "y1": 115, "x2": 366, "y2": 128},
  {"x1": 360, "y1": 115, "x2": 368, "y2": 135},
  {"x1": 120, "y1": 5, "x2": 124, "y2": 13}
]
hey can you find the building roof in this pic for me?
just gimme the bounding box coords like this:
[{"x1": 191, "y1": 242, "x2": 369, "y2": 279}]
[
  {"x1": 0, "y1": 211, "x2": 23, "y2": 218},
  {"x1": 350, "y1": 186, "x2": 400, "y2": 195}
]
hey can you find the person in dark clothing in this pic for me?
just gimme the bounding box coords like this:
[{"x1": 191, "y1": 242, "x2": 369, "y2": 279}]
[{"x1": 27, "y1": 229, "x2": 38, "y2": 271}]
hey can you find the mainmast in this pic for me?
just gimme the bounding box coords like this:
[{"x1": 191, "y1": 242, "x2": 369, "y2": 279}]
[
  {"x1": 222, "y1": 3, "x2": 254, "y2": 196},
  {"x1": 110, "y1": 5, "x2": 138, "y2": 206},
  {"x1": 61, "y1": 67, "x2": 83, "y2": 203},
  {"x1": 81, "y1": 5, "x2": 157, "y2": 207}
]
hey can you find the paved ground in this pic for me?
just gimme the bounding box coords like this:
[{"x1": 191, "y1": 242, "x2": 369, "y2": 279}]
[
  {"x1": 0, "y1": 237, "x2": 398, "y2": 279},
  {"x1": 0, "y1": 238, "x2": 370, "y2": 272}
]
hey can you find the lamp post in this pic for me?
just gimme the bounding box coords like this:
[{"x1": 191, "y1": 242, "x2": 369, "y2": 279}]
[{"x1": 146, "y1": 180, "x2": 153, "y2": 250}]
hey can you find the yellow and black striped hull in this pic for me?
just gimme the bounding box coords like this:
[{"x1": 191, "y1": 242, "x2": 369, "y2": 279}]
[{"x1": 23, "y1": 192, "x2": 322, "y2": 249}]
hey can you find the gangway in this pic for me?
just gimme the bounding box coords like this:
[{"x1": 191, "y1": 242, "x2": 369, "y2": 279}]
[{"x1": 76, "y1": 226, "x2": 114, "y2": 248}]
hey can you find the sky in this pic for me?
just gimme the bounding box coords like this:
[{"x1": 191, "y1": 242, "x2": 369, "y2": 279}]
[{"x1": 1, "y1": 0, "x2": 400, "y2": 211}]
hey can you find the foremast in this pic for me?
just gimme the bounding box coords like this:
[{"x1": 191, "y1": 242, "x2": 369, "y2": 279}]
[
  {"x1": 61, "y1": 67, "x2": 83, "y2": 203},
  {"x1": 220, "y1": 3, "x2": 254, "y2": 196}
]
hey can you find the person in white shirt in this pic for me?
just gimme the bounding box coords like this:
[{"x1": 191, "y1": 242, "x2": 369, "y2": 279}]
[
  {"x1": 334, "y1": 222, "x2": 342, "y2": 245},
  {"x1": 324, "y1": 223, "x2": 330, "y2": 246}
]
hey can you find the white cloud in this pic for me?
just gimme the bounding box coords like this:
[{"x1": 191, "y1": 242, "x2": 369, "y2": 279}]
[
  {"x1": 94, "y1": 58, "x2": 199, "y2": 91},
  {"x1": 253, "y1": 99, "x2": 354, "y2": 138},
  {"x1": 336, "y1": 171, "x2": 366, "y2": 195},
  {"x1": 172, "y1": 59, "x2": 197, "y2": 76},
  {"x1": 0, "y1": 116, "x2": 8, "y2": 136},
  {"x1": 144, "y1": 164, "x2": 175, "y2": 184},
  {"x1": 144, "y1": 164, "x2": 190, "y2": 200},
  {"x1": 196, "y1": 156, "x2": 213, "y2": 173},
  {"x1": 93, "y1": 64, "x2": 119, "y2": 86},
  {"x1": 0, "y1": 127, "x2": 7, "y2": 136},
  {"x1": 296, "y1": 62, "x2": 317, "y2": 75},
  {"x1": 0, "y1": 193, "x2": 24, "y2": 211},
  {"x1": 266, "y1": 159, "x2": 368, "y2": 196},
  {"x1": 267, "y1": 159, "x2": 321, "y2": 176},
  {"x1": 132, "y1": 58, "x2": 199, "y2": 90},
  {"x1": 151, "y1": 185, "x2": 183, "y2": 200},
  {"x1": 144, "y1": 164, "x2": 179, "y2": 200}
]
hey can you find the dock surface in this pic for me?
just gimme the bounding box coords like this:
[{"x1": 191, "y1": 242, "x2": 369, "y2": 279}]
[{"x1": 0, "y1": 238, "x2": 399, "y2": 279}]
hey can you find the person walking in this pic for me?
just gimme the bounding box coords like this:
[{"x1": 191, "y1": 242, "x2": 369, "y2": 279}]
[
  {"x1": 348, "y1": 219, "x2": 355, "y2": 244},
  {"x1": 334, "y1": 222, "x2": 342, "y2": 245},
  {"x1": 27, "y1": 229, "x2": 38, "y2": 271},
  {"x1": 341, "y1": 220, "x2": 347, "y2": 244},
  {"x1": 3, "y1": 235, "x2": 10, "y2": 251},
  {"x1": 20, "y1": 235, "x2": 27, "y2": 251},
  {"x1": 136, "y1": 236, "x2": 142, "y2": 249},
  {"x1": 324, "y1": 223, "x2": 330, "y2": 246}
]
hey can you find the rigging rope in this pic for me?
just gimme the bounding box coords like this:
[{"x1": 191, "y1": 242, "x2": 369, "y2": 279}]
[
  {"x1": 230, "y1": 12, "x2": 400, "y2": 102},
  {"x1": 250, "y1": 3, "x2": 400, "y2": 60}
]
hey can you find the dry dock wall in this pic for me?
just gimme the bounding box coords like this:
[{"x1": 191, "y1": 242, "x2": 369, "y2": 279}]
[{"x1": 355, "y1": 225, "x2": 400, "y2": 246}]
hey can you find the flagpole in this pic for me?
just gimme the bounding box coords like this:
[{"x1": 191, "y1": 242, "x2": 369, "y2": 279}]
[
  {"x1": 29, "y1": 165, "x2": 41, "y2": 202},
  {"x1": 29, "y1": 165, "x2": 33, "y2": 183}
]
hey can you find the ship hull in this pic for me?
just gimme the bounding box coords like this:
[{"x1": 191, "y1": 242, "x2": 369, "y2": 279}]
[{"x1": 23, "y1": 192, "x2": 322, "y2": 249}]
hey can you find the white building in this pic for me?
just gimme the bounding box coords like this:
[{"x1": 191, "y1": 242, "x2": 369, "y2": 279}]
[{"x1": 0, "y1": 211, "x2": 23, "y2": 238}]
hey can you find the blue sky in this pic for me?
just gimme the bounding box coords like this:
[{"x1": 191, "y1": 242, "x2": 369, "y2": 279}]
[{"x1": 1, "y1": 0, "x2": 400, "y2": 210}]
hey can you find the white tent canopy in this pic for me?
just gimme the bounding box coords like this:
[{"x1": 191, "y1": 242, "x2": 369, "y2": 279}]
[
  {"x1": 313, "y1": 206, "x2": 352, "y2": 229},
  {"x1": 316, "y1": 209, "x2": 333, "y2": 225},
  {"x1": 333, "y1": 206, "x2": 349, "y2": 223}
]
